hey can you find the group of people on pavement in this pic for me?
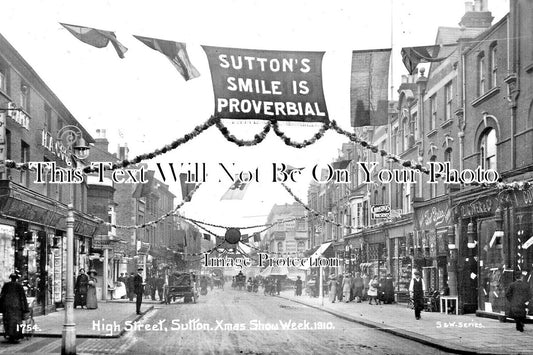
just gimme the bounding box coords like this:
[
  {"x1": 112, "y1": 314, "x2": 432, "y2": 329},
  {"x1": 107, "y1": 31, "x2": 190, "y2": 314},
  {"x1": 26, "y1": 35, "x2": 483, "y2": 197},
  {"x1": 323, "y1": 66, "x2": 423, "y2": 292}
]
[
  {"x1": 117, "y1": 272, "x2": 165, "y2": 302},
  {"x1": 325, "y1": 272, "x2": 395, "y2": 305},
  {"x1": 74, "y1": 268, "x2": 98, "y2": 309}
]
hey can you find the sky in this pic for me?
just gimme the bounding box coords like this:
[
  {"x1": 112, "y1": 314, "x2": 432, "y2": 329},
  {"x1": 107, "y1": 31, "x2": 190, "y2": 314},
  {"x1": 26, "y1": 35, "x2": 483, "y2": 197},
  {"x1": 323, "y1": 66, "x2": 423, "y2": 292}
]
[{"x1": 0, "y1": 0, "x2": 509, "y2": 234}]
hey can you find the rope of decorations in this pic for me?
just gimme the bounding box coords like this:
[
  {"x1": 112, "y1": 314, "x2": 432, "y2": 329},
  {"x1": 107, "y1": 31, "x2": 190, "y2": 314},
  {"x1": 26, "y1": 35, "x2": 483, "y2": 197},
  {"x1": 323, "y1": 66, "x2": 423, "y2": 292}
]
[
  {"x1": 177, "y1": 214, "x2": 310, "y2": 232},
  {"x1": 1, "y1": 117, "x2": 530, "y2": 191},
  {"x1": 94, "y1": 183, "x2": 202, "y2": 229}
]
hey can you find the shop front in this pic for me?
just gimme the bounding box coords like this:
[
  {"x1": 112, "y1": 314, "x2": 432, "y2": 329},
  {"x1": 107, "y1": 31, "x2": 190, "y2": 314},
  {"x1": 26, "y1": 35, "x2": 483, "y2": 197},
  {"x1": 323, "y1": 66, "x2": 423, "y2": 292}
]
[
  {"x1": 413, "y1": 198, "x2": 453, "y2": 297},
  {"x1": 387, "y1": 217, "x2": 414, "y2": 303},
  {"x1": 454, "y1": 187, "x2": 533, "y2": 317},
  {"x1": 0, "y1": 180, "x2": 99, "y2": 315}
]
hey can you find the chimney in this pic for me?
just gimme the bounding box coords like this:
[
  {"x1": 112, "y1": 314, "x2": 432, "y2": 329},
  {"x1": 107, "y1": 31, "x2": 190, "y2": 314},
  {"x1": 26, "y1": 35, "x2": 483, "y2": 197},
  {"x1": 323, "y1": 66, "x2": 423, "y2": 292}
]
[
  {"x1": 94, "y1": 129, "x2": 109, "y2": 152},
  {"x1": 459, "y1": 0, "x2": 493, "y2": 29},
  {"x1": 117, "y1": 143, "x2": 129, "y2": 161}
]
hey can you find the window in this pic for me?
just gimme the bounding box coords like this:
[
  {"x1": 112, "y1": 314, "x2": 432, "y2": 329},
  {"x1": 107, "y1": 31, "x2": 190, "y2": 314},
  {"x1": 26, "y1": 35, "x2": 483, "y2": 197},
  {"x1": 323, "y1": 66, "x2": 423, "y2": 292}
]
[
  {"x1": 479, "y1": 128, "x2": 497, "y2": 170},
  {"x1": 277, "y1": 241, "x2": 283, "y2": 253},
  {"x1": 0, "y1": 68, "x2": 6, "y2": 93},
  {"x1": 403, "y1": 117, "x2": 410, "y2": 150},
  {"x1": 429, "y1": 156, "x2": 437, "y2": 198},
  {"x1": 21, "y1": 141, "x2": 30, "y2": 187},
  {"x1": 382, "y1": 186, "x2": 387, "y2": 204},
  {"x1": 5, "y1": 129, "x2": 11, "y2": 160},
  {"x1": 444, "y1": 148, "x2": 452, "y2": 193},
  {"x1": 19, "y1": 83, "x2": 29, "y2": 112},
  {"x1": 404, "y1": 183, "x2": 411, "y2": 213},
  {"x1": 411, "y1": 112, "x2": 418, "y2": 140},
  {"x1": 490, "y1": 44, "x2": 497, "y2": 88},
  {"x1": 392, "y1": 128, "x2": 397, "y2": 155},
  {"x1": 444, "y1": 82, "x2": 453, "y2": 121},
  {"x1": 429, "y1": 95, "x2": 437, "y2": 130},
  {"x1": 45, "y1": 105, "x2": 52, "y2": 130},
  {"x1": 478, "y1": 52, "x2": 486, "y2": 96}
]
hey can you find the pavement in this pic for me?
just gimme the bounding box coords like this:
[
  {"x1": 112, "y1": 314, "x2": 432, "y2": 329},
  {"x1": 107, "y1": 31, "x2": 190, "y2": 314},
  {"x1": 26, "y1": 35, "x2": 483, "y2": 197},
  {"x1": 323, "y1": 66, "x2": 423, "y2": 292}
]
[
  {"x1": 0, "y1": 298, "x2": 158, "y2": 339},
  {"x1": 277, "y1": 290, "x2": 533, "y2": 355}
]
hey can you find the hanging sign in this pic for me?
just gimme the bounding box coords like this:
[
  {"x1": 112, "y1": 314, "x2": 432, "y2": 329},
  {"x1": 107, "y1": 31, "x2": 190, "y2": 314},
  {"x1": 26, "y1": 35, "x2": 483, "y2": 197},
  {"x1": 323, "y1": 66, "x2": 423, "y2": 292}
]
[
  {"x1": 371, "y1": 204, "x2": 390, "y2": 219},
  {"x1": 202, "y1": 46, "x2": 328, "y2": 122}
]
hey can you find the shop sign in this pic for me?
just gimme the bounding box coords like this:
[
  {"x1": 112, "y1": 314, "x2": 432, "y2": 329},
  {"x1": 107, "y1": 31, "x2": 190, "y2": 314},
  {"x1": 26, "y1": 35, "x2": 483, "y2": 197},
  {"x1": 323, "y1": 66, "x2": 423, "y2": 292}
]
[
  {"x1": 415, "y1": 201, "x2": 452, "y2": 230},
  {"x1": 41, "y1": 130, "x2": 70, "y2": 164},
  {"x1": 371, "y1": 204, "x2": 390, "y2": 219},
  {"x1": 510, "y1": 189, "x2": 533, "y2": 209},
  {"x1": 202, "y1": 46, "x2": 328, "y2": 122},
  {"x1": 459, "y1": 197, "x2": 495, "y2": 218}
]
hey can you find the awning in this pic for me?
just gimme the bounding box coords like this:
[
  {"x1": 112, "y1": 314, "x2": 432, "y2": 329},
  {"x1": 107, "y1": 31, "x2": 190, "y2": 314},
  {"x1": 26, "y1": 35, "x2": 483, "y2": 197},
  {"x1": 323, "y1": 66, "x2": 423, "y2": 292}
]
[
  {"x1": 259, "y1": 266, "x2": 289, "y2": 277},
  {"x1": 310, "y1": 242, "x2": 333, "y2": 259}
]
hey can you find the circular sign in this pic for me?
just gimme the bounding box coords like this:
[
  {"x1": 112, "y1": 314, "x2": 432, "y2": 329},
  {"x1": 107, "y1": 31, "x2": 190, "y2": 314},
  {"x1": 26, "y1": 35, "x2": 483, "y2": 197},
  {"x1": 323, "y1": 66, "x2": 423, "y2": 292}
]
[{"x1": 225, "y1": 228, "x2": 241, "y2": 244}]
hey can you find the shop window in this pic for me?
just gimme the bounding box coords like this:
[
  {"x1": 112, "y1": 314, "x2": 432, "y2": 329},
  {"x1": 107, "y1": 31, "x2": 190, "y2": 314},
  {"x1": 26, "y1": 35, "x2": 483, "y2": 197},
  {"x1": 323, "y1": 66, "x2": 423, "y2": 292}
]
[{"x1": 479, "y1": 128, "x2": 497, "y2": 170}]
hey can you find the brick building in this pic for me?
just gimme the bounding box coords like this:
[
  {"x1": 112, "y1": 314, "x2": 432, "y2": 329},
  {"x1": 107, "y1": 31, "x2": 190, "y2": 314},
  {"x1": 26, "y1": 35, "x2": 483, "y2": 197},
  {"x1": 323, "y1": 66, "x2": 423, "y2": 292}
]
[{"x1": 0, "y1": 33, "x2": 99, "y2": 314}]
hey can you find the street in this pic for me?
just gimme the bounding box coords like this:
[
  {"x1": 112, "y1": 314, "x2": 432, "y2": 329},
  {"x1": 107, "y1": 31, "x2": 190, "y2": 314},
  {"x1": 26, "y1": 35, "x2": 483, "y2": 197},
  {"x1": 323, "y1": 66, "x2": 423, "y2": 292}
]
[{"x1": 1, "y1": 288, "x2": 452, "y2": 354}]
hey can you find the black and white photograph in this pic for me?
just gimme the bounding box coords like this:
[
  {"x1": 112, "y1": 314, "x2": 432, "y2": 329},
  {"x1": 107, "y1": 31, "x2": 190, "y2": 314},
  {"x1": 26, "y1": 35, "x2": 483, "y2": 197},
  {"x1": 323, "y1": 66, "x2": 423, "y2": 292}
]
[{"x1": 0, "y1": 0, "x2": 532, "y2": 354}]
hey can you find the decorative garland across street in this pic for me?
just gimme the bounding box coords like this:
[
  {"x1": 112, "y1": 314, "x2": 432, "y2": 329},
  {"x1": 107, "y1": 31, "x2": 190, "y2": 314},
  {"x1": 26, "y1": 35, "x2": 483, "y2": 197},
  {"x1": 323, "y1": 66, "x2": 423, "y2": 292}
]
[{"x1": 1, "y1": 117, "x2": 530, "y2": 191}]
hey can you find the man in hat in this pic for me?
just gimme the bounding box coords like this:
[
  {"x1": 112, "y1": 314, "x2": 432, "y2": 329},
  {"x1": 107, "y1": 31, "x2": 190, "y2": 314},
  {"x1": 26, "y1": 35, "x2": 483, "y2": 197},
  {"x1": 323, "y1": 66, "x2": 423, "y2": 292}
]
[
  {"x1": 295, "y1": 276, "x2": 302, "y2": 296},
  {"x1": 134, "y1": 268, "x2": 144, "y2": 315},
  {"x1": 0, "y1": 273, "x2": 29, "y2": 343},
  {"x1": 506, "y1": 271, "x2": 532, "y2": 332},
  {"x1": 409, "y1": 270, "x2": 425, "y2": 320}
]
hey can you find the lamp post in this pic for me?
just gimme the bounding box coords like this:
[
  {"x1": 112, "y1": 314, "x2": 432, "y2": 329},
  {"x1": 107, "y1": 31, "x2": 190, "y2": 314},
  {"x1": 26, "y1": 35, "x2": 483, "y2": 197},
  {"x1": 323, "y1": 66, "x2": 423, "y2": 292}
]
[{"x1": 60, "y1": 126, "x2": 90, "y2": 355}]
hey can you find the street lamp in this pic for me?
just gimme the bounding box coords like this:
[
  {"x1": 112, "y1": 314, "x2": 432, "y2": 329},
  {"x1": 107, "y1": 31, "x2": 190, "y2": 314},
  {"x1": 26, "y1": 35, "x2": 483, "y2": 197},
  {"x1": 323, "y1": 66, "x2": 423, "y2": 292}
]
[{"x1": 61, "y1": 126, "x2": 90, "y2": 355}]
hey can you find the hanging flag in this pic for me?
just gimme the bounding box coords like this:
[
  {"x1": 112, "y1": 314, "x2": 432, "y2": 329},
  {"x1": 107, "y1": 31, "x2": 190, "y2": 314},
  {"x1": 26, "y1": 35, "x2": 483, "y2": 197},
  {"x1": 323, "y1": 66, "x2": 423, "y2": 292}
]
[
  {"x1": 253, "y1": 233, "x2": 261, "y2": 242},
  {"x1": 179, "y1": 173, "x2": 196, "y2": 202},
  {"x1": 203, "y1": 233, "x2": 211, "y2": 241},
  {"x1": 60, "y1": 23, "x2": 128, "y2": 58},
  {"x1": 401, "y1": 44, "x2": 457, "y2": 75},
  {"x1": 134, "y1": 35, "x2": 200, "y2": 81},
  {"x1": 132, "y1": 170, "x2": 154, "y2": 198},
  {"x1": 241, "y1": 234, "x2": 249, "y2": 243},
  {"x1": 220, "y1": 179, "x2": 250, "y2": 200},
  {"x1": 350, "y1": 48, "x2": 391, "y2": 127}
]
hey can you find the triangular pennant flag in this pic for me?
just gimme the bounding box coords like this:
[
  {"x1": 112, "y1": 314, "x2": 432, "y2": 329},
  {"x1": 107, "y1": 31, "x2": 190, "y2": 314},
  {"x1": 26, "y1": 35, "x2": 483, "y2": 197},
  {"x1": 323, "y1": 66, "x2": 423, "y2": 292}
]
[
  {"x1": 203, "y1": 233, "x2": 211, "y2": 241},
  {"x1": 134, "y1": 35, "x2": 200, "y2": 81},
  {"x1": 241, "y1": 234, "x2": 249, "y2": 243},
  {"x1": 220, "y1": 178, "x2": 250, "y2": 200},
  {"x1": 401, "y1": 44, "x2": 457, "y2": 75},
  {"x1": 60, "y1": 23, "x2": 128, "y2": 58},
  {"x1": 253, "y1": 233, "x2": 261, "y2": 242},
  {"x1": 331, "y1": 160, "x2": 351, "y2": 170},
  {"x1": 350, "y1": 48, "x2": 391, "y2": 127}
]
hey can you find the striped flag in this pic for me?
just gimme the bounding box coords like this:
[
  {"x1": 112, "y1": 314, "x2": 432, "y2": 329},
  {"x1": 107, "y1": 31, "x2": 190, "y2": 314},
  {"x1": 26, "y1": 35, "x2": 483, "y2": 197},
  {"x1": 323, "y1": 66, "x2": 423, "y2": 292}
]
[
  {"x1": 401, "y1": 44, "x2": 457, "y2": 75},
  {"x1": 134, "y1": 35, "x2": 200, "y2": 81},
  {"x1": 60, "y1": 23, "x2": 127, "y2": 58}
]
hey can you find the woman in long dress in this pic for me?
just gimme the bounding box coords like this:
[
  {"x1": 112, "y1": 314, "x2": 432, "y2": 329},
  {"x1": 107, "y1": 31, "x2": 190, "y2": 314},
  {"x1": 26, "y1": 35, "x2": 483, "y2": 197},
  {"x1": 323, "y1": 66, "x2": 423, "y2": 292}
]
[{"x1": 86, "y1": 270, "x2": 98, "y2": 309}]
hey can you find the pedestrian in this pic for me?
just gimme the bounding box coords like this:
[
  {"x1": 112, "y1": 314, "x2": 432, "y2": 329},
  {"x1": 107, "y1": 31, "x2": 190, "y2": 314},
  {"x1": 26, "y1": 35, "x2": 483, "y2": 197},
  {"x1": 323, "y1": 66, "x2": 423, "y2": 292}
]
[
  {"x1": 118, "y1": 273, "x2": 125, "y2": 283},
  {"x1": 295, "y1": 276, "x2": 303, "y2": 296},
  {"x1": 134, "y1": 268, "x2": 144, "y2": 315},
  {"x1": 0, "y1": 273, "x2": 29, "y2": 343},
  {"x1": 127, "y1": 273, "x2": 135, "y2": 301},
  {"x1": 149, "y1": 275, "x2": 157, "y2": 301},
  {"x1": 336, "y1": 274, "x2": 344, "y2": 302},
  {"x1": 86, "y1": 269, "x2": 98, "y2": 309},
  {"x1": 342, "y1": 273, "x2": 352, "y2": 303},
  {"x1": 328, "y1": 274, "x2": 337, "y2": 303},
  {"x1": 368, "y1": 276, "x2": 380, "y2": 305},
  {"x1": 352, "y1": 272, "x2": 364, "y2": 302},
  {"x1": 156, "y1": 275, "x2": 165, "y2": 301},
  {"x1": 382, "y1": 274, "x2": 395, "y2": 304},
  {"x1": 409, "y1": 270, "x2": 425, "y2": 320},
  {"x1": 74, "y1": 268, "x2": 89, "y2": 309},
  {"x1": 361, "y1": 273, "x2": 369, "y2": 302},
  {"x1": 506, "y1": 271, "x2": 532, "y2": 332},
  {"x1": 275, "y1": 278, "x2": 281, "y2": 295}
]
